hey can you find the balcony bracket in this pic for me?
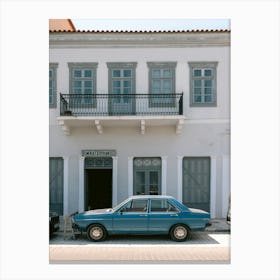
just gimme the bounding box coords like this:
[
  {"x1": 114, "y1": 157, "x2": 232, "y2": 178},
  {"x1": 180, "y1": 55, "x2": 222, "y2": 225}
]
[
  {"x1": 176, "y1": 119, "x2": 184, "y2": 134},
  {"x1": 140, "y1": 120, "x2": 145, "y2": 135},
  {"x1": 58, "y1": 120, "x2": 70, "y2": 136},
  {"x1": 94, "y1": 120, "x2": 103, "y2": 134}
]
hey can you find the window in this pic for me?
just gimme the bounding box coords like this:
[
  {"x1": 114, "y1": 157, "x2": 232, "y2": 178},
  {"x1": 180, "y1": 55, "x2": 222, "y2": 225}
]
[
  {"x1": 49, "y1": 63, "x2": 58, "y2": 108},
  {"x1": 121, "y1": 199, "x2": 148, "y2": 212},
  {"x1": 107, "y1": 62, "x2": 137, "y2": 115},
  {"x1": 150, "y1": 199, "x2": 178, "y2": 212},
  {"x1": 133, "y1": 157, "x2": 161, "y2": 195},
  {"x1": 189, "y1": 62, "x2": 218, "y2": 106},
  {"x1": 68, "y1": 63, "x2": 98, "y2": 107},
  {"x1": 147, "y1": 62, "x2": 177, "y2": 107}
]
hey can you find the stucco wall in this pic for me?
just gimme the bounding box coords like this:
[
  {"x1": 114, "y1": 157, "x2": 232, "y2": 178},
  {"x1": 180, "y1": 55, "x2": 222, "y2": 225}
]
[
  {"x1": 49, "y1": 40, "x2": 230, "y2": 218},
  {"x1": 49, "y1": 46, "x2": 230, "y2": 123}
]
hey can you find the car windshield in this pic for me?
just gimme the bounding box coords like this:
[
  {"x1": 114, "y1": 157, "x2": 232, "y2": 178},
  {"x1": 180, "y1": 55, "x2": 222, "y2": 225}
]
[{"x1": 111, "y1": 198, "x2": 131, "y2": 212}]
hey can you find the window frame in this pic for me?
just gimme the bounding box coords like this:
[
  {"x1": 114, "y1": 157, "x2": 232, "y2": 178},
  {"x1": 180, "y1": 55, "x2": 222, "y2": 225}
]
[
  {"x1": 107, "y1": 62, "x2": 137, "y2": 115},
  {"x1": 68, "y1": 62, "x2": 98, "y2": 107},
  {"x1": 147, "y1": 62, "x2": 177, "y2": 107},
  {"x1": 188, "y1": 62, "x2": 218, "y2": 107},
  {"x1": 133, "y1": 157, "x2": 162, "y2": 195},
  {"x1": 49, "y1": 63, "x2": 58, "y2": 108},
  {"x1": 107, "y1": 62, "x2": 137, "y2": 94}
]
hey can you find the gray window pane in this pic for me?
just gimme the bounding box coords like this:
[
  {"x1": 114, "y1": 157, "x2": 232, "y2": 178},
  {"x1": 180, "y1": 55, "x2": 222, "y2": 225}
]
[
  {"x1": 123, "y1": 80, "x2": 131, "y2": 87},
  {"x1": 204, "y1": 88, "x2": 212, "y2": 94},
  {"x1": 84, "y1": 81, "x2": 92, "y2": 87},
  {"x1": 152, "y1": 80, "x2": 161, "y2": 87},
  {"x1": 84, "y1": 70, "x2": 92, "y2": 77},
  {"x1": 49, "y1": 88, "x2": 53, "y2": 103},
  {"x1": 194, "y1": 69, "x2": 201, "y2": 77},
  {"x1": 204, "y1": 95, "x2": 212, "y2": 102},
  {"x1": 204, "y1": 69, "x2": 212, "y2": 76},
  {"x1": 152, "y1": 80, "x2": 161, "y2": 91},
  {"x1": 194, "y1": 96, "x2": 202, "y2": 102},
  {"x1": 74, "y1": 88, "x2": 82, "y2": 94},
  {"x1": 163, "y1": 69, "x2": 172, "y2": 78},
  {"x1": 84, "y1": 88, "x2": 92, "y2": 94},
  {"x1": 74, "y1": 70, "x2": 82, "y2": 77},
  {"x1": 123, "y1": 70, "x2": 131, "y2": 77},
  {"x1": 49, "y1": 70, "x2": 53, "y2": 78},
  {"x1": 194, "y1": 88, "x2": 202, "y2": 94},
  {"x1": 113, "y1": 88, "x2": 121, "y2": 94},
  {"x1": 163, "y1": 88, "x2": 172, "y2": 94},
  {"x1": 163, "y1": 80, "x2": 172, "y2": 89},
  {"x1": 135, "y1": 172, "x2": 145, "y2": 195},
  {"x1": 74, "y1": 81, "x2": 82, "y2": 87},
  {"x1": 149, "y1": 171, "x2": 159, "y2": 195},
  {"x1": 152, "y1": 88, "x2": 160, "y2": 94},
  {"x1": 204, "y1": 80, "x2": 212, "y2": 87},
  {"x1": 152, "y1": 70, "x2": 161, "y2": 78},
  {"x1": 123, "y1": 88, "x2": 131, "y2": 94},
  {"x1": 113, "y1": 70, "x2": 121, "y2": 77},
  {"x1": 113, "y1": 80, "x2": 121, "y2": 87},
  {"x1": 194, "y1": 80, "x2": 202, "y2": 87}
]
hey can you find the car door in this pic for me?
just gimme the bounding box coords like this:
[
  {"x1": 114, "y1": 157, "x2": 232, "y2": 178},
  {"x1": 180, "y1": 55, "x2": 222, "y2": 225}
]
[
  {"x1": 112, "y1": 198, "x2": 149, "y2": 234},
  {"x1": 148, "y1": 198, "x2": 180, "y2": 233}
]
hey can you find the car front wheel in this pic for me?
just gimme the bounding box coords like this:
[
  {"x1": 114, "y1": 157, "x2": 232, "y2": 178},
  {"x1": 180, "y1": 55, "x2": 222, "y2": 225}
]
[
  {"x1": 170, "y1": 224, "x2": 189, "y2": 242},
  {"x1": 87, "y1": 224, "x2": 107, "y2": 241}
]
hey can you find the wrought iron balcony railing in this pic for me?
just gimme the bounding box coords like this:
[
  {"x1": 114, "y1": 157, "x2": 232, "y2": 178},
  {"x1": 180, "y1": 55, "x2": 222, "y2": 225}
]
[{"x1": 60, "y1": 93, "x2": 183, "y2": 116}]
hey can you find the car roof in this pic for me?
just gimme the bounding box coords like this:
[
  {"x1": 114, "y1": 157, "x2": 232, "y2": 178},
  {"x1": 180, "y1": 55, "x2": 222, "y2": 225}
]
[{"x1": 129, "y1": 195, "x2": 175, "y2": 200}]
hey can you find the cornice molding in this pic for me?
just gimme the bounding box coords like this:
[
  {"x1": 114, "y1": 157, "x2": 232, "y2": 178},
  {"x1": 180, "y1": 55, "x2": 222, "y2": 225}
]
[{"x1": 49, "y1": 32, "x2": 230, "y2": 48}]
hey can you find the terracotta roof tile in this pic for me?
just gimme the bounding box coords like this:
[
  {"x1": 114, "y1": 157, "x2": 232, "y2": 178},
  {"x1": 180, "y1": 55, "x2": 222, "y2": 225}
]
[{"x1": 49, "y1": 29, "x2": 230, "y2": 33}]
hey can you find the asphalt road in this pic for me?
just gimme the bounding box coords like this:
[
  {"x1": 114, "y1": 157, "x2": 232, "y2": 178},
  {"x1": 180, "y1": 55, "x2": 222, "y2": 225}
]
[{"x1": 49, "y1": 231, "x2": 230, "y2": 264}]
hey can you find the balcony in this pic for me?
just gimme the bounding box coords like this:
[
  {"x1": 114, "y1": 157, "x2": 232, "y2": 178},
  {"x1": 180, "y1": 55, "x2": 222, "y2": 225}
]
[{"x1": 57, "y1": 93, "x2": 185, "y2": 135}]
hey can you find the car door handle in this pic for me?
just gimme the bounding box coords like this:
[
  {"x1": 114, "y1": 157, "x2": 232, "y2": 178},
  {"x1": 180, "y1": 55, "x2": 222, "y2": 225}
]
[
  {"x1": 170, "y1": 214, "x2": 178, "y2": 217},
  {"x1": 139, "y1": 214, "x2": 147, "y2": 217}
]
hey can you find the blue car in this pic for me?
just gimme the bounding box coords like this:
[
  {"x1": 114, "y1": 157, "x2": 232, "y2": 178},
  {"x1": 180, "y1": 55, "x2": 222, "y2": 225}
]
[{"x1": 72, "y1": 195, "x2": 211, "y2": 242}]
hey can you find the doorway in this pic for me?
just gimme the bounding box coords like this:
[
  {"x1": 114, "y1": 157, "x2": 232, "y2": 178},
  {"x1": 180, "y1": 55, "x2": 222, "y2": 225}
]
[
  {"x1": 49, "y1": 157, "x2": 64, "y2": 215},
  {"x1": 182, "y1": 157, "x2": 210, "y2": 212},
  {"x1": 85, "y1": 169, "x2": 112, "y2": 210}
]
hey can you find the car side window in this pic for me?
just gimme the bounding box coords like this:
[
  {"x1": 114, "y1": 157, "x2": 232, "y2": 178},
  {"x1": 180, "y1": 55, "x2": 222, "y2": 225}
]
[
  {"x1": 120, "y1": 199, "x2": 148, "y2": 213},
  {"x1": 150, "y1": 199, "x2": 178, "y2": 212}
]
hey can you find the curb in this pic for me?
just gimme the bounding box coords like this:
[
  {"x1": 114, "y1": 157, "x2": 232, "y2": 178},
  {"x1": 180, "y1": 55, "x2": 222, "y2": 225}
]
[{"x1": 205, "y1": 229, "x2": 230, "y2": 233}]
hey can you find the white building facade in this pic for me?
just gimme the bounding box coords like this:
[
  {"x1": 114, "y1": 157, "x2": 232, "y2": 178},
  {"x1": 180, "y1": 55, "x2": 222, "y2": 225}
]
[{"x1": 49, "y1": 30, "x2": 230, "y2": 218}]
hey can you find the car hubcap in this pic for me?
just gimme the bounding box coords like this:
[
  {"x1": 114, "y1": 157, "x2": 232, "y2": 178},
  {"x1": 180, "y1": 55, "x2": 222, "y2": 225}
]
[
  {"x1": 90, "y1": 227, "x2": 103, "y2": 239},
  {"x1": 174, "y1": 226, "x2": 187, "y2": 239}
]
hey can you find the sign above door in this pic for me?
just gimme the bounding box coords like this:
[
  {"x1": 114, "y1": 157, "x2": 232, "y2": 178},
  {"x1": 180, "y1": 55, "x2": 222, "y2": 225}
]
[{"x1": 82, "y1": 149, "x2": 117, "y2": 157}]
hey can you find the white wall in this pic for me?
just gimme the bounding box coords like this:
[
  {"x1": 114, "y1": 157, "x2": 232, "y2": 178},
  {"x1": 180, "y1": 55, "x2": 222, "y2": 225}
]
[
  {"x1": 49, "y1": 43, "x2": 230, "y2": 218},
  {"x1": 49, "y1": 46, "x2": 230, "y2": 124}
]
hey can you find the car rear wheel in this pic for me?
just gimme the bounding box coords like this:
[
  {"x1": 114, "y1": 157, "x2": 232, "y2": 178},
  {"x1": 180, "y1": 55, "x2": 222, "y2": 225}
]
[
  {"x1": 170, "y1": 224, "x2": 189, "y2": 242},
  {"x1": 87, "y1": 224, "x2": 107, "y2": 241}
]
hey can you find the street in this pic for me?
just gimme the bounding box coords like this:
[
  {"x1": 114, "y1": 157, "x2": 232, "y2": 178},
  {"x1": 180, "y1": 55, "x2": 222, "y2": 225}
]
[{"x1": 49, "y1": 231, "x2": 230, "y2": 264}]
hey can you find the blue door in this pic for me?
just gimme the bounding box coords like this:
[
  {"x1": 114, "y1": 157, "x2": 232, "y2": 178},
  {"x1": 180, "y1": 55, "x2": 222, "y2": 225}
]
[
  {"x1": 49, "y1": 157, "x2": 63, "y2": 215},
  {"x1": 113, "y1": 199, "x2": 148, "y2": 234},
  {"x1": 183, "y1": 157, "x2": 210, "y2": 212}
]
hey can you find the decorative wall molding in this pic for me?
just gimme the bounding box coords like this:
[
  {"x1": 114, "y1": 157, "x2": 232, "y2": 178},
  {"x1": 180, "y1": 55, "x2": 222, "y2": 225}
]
[{"x1": 50, "y1": 33, "x2": 230, "y2": 49}]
